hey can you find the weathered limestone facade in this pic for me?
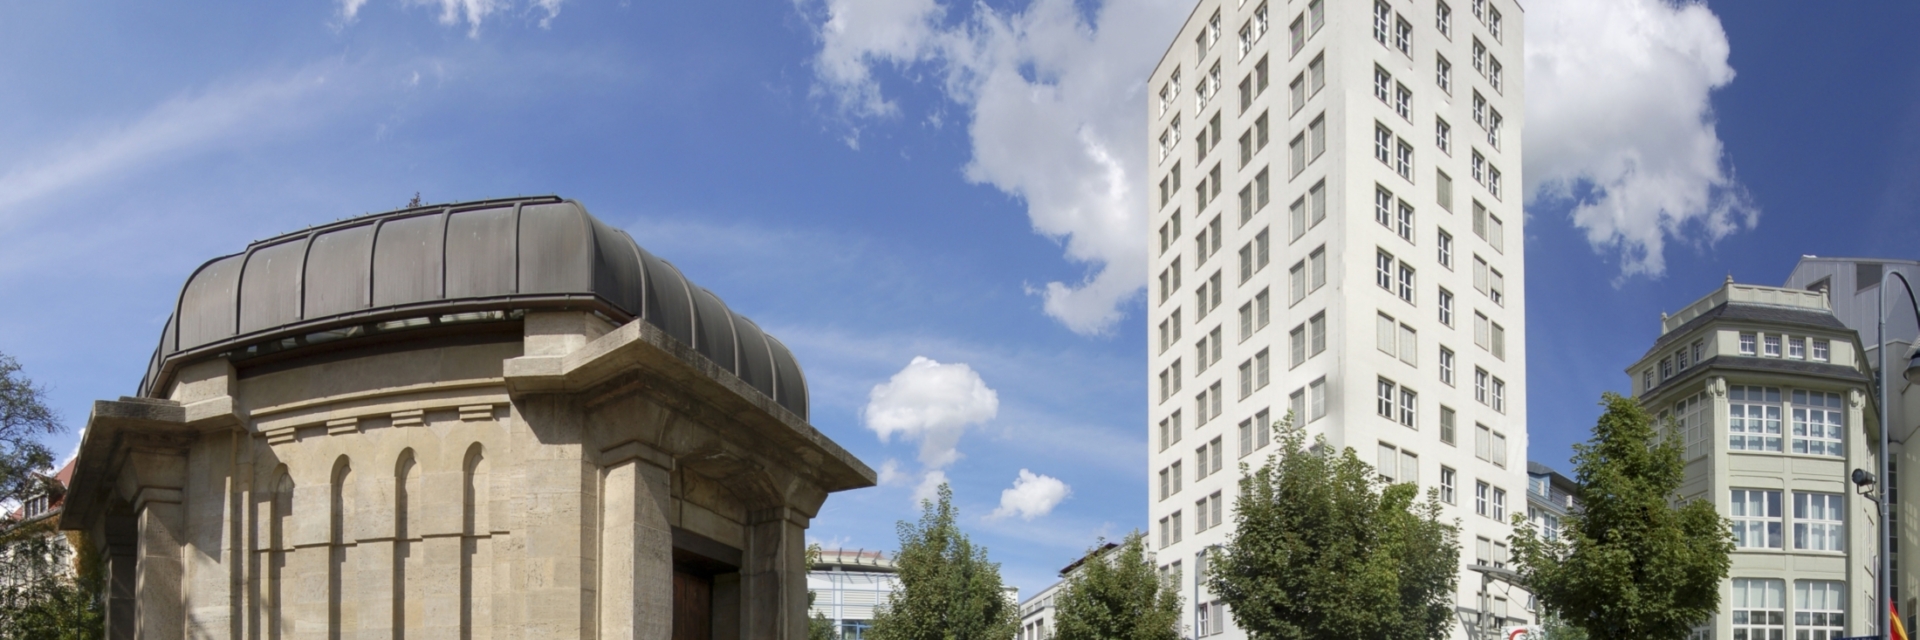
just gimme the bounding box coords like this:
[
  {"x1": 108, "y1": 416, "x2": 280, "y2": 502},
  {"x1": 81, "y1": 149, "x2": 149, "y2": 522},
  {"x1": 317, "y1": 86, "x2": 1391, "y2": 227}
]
[{"x1": 60, "y1": 197, "x2": 874, "y2": 639}]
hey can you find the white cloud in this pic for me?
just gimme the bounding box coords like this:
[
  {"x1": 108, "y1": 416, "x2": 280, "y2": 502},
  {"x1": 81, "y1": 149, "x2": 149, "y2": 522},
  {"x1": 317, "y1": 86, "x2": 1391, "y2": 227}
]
[
  {"x1": 876, "y1": 459, "x2": 910, "y2": 485},
  {"x1": 863, "y1": 356, "x2": 998, "y2": 469},
  {"x1": 1525, "y1": 0, "x2": 1757, "y2": 279},
  {"x1": 802, "y1": 0, "x2": 1190, "y2": 335},
  {"x1": 989, "y1": 469, "x2": 1070, "y2": 521},
  {"x1": 912, "y1": 469, "x2": 949, "y2": 505}
]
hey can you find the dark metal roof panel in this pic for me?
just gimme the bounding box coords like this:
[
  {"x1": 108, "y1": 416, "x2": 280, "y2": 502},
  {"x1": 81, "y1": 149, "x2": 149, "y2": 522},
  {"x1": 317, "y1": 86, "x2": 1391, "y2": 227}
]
[
  {"x1": 372, "y1": 213, "x2": 445, "y2": 306},
  {"x1": 732, "y1": 315, "x2": 776, "y2": 400},
  {"x1": 692, "y1": 288, "x2": 738, "y2": 375},
  {"x1": 768, "y1": 334, "x2": 807, "y2": 419},
  {"x1": 445, "y1": 207, "x2": 517, "y2": 299},
  {"x1": 516, "y1": 202, "x2": 592, "y2": 295},
  {"x1": 177, "y1": 255, "x2": 244, "y2": 351},
  {"x1": 639, "y1": 251, "x2": 695, "y2": 347},
  {"x1": 589, "y1": 221, "x2": 645, "y2": 316},
  {"x1": 302, "y1": 224, "x2": 375, "y2": 319},
  {"x1": 238, "y1": 239, "x2": 306, "y2": 334}
]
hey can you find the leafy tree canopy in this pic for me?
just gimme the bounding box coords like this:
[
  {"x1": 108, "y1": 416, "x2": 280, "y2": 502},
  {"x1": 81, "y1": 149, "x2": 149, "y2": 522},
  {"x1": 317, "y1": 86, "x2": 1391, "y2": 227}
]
[
  {"x1": 0, "y1": 353, "x2": 60, "y2": 508},
  {"x1": 1510, "y1": 392, "x2": 1731, "y2": 640},
  {"x1": 1209, "y1": 414, "x2": 1458, "y2": 640},
  {"x1": 869, "y1": 484, "x2": 1018, "y2": 640},
  {"x1": 1052, "y1": 531, "x2": 1182, "y2": 640}
]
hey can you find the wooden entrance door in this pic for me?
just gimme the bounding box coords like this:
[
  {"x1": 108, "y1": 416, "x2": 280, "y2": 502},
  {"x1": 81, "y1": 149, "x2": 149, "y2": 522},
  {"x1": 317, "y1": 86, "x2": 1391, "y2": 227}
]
[{"x1": 673, "y1": 569, "x2": 713, "y2": 640}]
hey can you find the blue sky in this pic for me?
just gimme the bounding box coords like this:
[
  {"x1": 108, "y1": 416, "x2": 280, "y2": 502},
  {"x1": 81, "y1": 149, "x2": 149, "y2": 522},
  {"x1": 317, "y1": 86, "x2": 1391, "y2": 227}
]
[{"x1": 1, "y1": 0, "x2": 1916, "y2": 595}]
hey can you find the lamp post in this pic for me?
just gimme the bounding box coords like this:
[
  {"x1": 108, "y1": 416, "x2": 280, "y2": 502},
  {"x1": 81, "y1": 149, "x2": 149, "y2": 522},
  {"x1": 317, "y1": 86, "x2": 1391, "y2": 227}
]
[{"x1": 1877, "y1": 269, "x2": 1920, "y2": 640}]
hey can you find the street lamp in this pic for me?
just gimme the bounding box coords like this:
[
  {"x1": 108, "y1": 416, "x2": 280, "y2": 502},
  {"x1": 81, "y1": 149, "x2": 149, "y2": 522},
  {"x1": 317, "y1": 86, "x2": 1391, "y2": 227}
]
[{"x1": 1877, "y1": 270, "x2": 1920, "y2": 640}]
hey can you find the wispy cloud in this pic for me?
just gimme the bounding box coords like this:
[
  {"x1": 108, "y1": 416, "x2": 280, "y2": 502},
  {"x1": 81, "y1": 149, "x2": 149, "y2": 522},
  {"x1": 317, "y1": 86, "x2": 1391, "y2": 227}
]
[
  {"x1": 1526, "y1": 0, "x2": 1756, "y2": 279},
  {"x1": 0, "y1": 65, "x2": 356, "y2": 226},
  {"x1": 337, "y1": 0, "x2": 568, "y2": 36}
]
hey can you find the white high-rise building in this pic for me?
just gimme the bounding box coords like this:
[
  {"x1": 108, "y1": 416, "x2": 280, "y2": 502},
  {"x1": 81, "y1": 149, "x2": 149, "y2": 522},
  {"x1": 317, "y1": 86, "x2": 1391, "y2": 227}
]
[{"x1": 1144, "y1": 0, "x2": 1528, "y2": 637}]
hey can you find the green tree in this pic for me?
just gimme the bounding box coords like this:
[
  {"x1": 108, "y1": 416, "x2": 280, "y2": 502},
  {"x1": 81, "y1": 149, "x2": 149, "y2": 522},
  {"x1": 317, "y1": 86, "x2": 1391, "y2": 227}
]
[
  {"x1": 0, "y1": 351, "x2": 102, "y2": 638},
  {"x1": 1052, "y1": 532, "x2": 1182, "y2": 640},
  {"x1": 1510, "y1": 392, "x2": 1732, "y2": 640},
  {"x1": 1209, "y1": 413, "x2": 1459, "y2": 640},
  {"x1": 869, "y1": 484, "x2": 1017, "y2": 640}
]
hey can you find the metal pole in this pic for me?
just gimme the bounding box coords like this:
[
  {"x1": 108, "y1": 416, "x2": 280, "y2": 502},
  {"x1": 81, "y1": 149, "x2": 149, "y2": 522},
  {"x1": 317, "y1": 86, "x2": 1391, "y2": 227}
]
[{"x1": 1884, "y1": 276, "x2": 1894, "y2": 640}]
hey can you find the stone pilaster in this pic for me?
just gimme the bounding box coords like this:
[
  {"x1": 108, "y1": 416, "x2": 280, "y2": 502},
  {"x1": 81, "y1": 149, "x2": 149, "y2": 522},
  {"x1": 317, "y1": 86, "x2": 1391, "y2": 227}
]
[{"x1": 743, "y1": 507, "x2": 809, "y2": 640}]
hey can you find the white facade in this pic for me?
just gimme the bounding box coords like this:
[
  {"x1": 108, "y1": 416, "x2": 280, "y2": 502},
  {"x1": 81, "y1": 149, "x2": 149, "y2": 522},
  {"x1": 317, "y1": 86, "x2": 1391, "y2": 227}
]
[
  {"x1": 1144, "y1": 0, "x2": 1529, "y2": 638},
  {"x1": 1628, "y1": 281, "x2": 1881, "y2": 640},
  {"x1": 807, "y1": 550, "x2": 902, "y2": 640},
  {"x1": 1017, "y1": 579, "x2": 1063, "y2": 640}
]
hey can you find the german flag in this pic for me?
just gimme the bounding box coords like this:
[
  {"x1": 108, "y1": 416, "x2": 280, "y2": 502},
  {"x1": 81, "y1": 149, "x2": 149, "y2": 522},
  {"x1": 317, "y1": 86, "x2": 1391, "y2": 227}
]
[{"x1": 1894, "y1": 601, "x2": 1911, "y2": 640}]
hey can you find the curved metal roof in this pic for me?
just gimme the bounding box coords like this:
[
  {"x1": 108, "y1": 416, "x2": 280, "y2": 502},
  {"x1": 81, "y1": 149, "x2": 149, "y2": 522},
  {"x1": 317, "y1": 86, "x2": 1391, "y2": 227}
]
[{"x1": 139, "y1": 196, "x2": 809, "y2": 419}]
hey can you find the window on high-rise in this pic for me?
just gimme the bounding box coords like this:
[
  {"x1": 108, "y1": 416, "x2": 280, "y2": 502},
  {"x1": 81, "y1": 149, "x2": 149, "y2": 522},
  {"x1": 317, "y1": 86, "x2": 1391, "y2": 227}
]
[
  {"x1": 1740, "y1": 331, "x2": 1758, "y2": 355},
  {"x1": 1795, "y1": 581, "x2": 1844, "y2": 640},
  {"x1": 1764, "y1": 334, "x2": 1782, "y2": 357},
  {"x1": 1438, "y1": 230, "x2": 1454, "y2": 268},
  {"x1": 1729, "y1": 385, "x2": 1782, "y2": 452},
  {"x1": 1439, "y1": 347, "x2": 1455, "y2": 385},
  {"x1": 1440, "y1": 466, "x2": 1456, "y2": 503},
  {"x1": 1440, "y1": 407, "x2": 1456, "y2": 445},
  {"x1": 1731, "y1": 490, "x2": 1783, "y2": 548},
  {"x1": 1395, "y1": 139, "x2": 1414, "y2": 180},
  {"x1": 1373, "y1": 1, "x2": 1391, "y2": 45},
  {"x1": 1377, "y1": 377, "x2": 1397, "y2": 419},
  {"x1": 1731, "y1": 579, "x2": 1785, "y2": 639},
  {"x1": 1792, "y1": 390, "x2": 1844, "y2": 456},
  {"x1": 1377, "y1": 250, "x2": 1395, "y2": 291},
  {"x1": 1812, "y1": 338, "x2": 1830, "y2": 361},
  {"x1": 1438, "y1": 288, "x2": 1454, "y2": 326},
  {"x1": 1794, "y1": 492, "x2": 1844, "y2": 551},
  {"x1": 1436, "y1": 118, "x2": 1452, "y2": 156},
  {"x1": 1397, "y1": 200, "x2": 1415, "y2": 242},
  {"x1": 1394, "y1": 16, "x2": 1413, "y2": 55}
]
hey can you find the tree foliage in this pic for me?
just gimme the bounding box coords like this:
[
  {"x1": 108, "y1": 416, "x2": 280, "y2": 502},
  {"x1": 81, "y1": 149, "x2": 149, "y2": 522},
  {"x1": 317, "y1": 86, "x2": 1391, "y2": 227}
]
[
  {"x1": 869, "y1": 484, "x2": 1018, "y2": 640},
  {"x1": 1209, "y1": 414, "x2": 1458, "y2": 640},
  {"x1": 0, "y1": 352, "x2": 100, "y2": 638},
  {"x1": 1510, "y1": 392, "x2": 1731, "y2": 640},
  {"x1": 0, "y1": 354, "x2": 60, "y2": 506},
  {"x1": 1052, "y1": 532, "x2": 1182, "y2": 640}
]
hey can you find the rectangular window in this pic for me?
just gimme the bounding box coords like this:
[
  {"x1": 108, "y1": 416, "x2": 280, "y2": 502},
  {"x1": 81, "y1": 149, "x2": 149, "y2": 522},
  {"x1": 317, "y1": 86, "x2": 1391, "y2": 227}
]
[
  {"x1": 1399, "y1": 387, "x2": 1417, "y2": 427},
  {"x1": 1794, "y1": 581, "x2": 1845, "y2": 640},
  {"x1": 1377, "y1": 312, "x2": 1398, "y2": 355},
  {"x1": 1493, "y1": 488, "x2": 1507, "y2": 520},
  {"x1": 1438, "y1": 231, "x2": 1454, "y2": 268},
  {"x1": 1378, "y1": 442, "x2": 1398, "y2": 482},
  {"x1": 1376, "y1": 185, "x2": 1394, "y2": 228},
  {"x1": 1394, "y1": 83, "x2": 1412, "y2": 120},
  {"x1": 1475, "y1": 423, "x2": 1492, "y2": 461},
  {"x1": 1440, "y1": 466, "x2": 1456, "y2": 503},
  {"x1": 1256, "y1": 53, "x2": 1269, "y2": 92},
  {"x1": 1372, "y1": 0, "x2": 1391, "y2": 45},
  {"x1": 1309, "y1": 54, "x2": 1325, "y2": 93},
  {"x1": 1472, "y1": 37, "x2": 1486, "y2": 74},
  {"x1": 1436, "y1": 1, "x2": 1452, "y2": 38},
  {"x1": 1812, "y1": 339, "x2": 1830, "y2": 361},
  {"x1": 1474, "y1": 311, "x2": 1490, "y2": 350},
  {"x1": 1289, "y1": 197, "x2": 1306, "y2": 241},
  {"x1": 1487, "y1": 108, "x2": 1503, "y2": 149},
  {"x1": 1255, "y1": 112, "x2": 1270, "y2": 149},
  {"x1": 1309, "y1": 114, "x2": 1326, "y2": 158},
  {"x1": 1791, "y1": 390, "x2": 1845, "y2": 457},
  {"x1": 1255, "y1": 349, "x2": 1270, "y2": 389},
  {"x1": 1310, "y1": 246, "x2": 1326, "y2": 289},
  {"x1": 1290, "y1": 261, "x2": 1306, "y2": 305},
  {"x1": 1288, "y1": 74, "x2": 1305, "y2": 114},
  {"x1": 1439, "y1": 288, "x2": 1454, "y2": 326},
  {"x1": 1256, "y1": 288, "x2": 1271, "y2": 327},
  {"x1": 1289, "y1": 134, "x2": 1306, "y2": 177},
  {"x1": 1309, "y1": 312, "x2": 1325, "y2": 354},
  {"x1": 1394, "y1": 16, "x2": 1412, "y2": 55},
  {"x1": 1793, "y1": 492, "x2": 1844, "y2": 552},
  {"x1": 1436, "y1": 55, "x2": 1452, "y2": 94},
  {"x1": 1375, "y1": 123, "x2": 1393, "y2": 165},
  {"x1": 1475, "y1": 481, "x2": 1489, "y2": 516},
  {"x1": 1395, "y1": 139, "x2": 1413, "y2": 180},
  {"x1": 1731, "y1": 489, "x2": 1784, "y2": 549},
  {"x1": 1475, "y1": 367, "x2": 1489, "y2": 404},
  {"x1": 1436, "y1": 117, "x2": 1452, "y2": 155},
  {"x1": 1491, "y1": 321, "x2": 1506, "y2": 360},
  {"x1": 1289, "y1": 15, "x2": 1305, "y2": 55},
  {"x1": 1255, "y1": 408, "x2": 1271, "y2": 448},
  {"x1": 1788, "y1": 337, "x2": 1805, "y2": 359},
  {"x1": 1289, "y1": 390, "x2": 1305, "y2": 424},
  {"x1": 1732, "y1": 579, "x2": 1786, "y2": 639},
  {"x1": 1399, "y1": 324, "x2": 1418, "y2": 365},
  {"x1": 1490, "y1": 56, "x2": 1504, "y2": 93},
  {"x1": 1256, "y1": 169, "x2": 1271, "y2": 209},
  {"x1": 1491, "y1": 377, "x2": 1505, "y2": 413},
  {"x1": 1740, "y1": 332, "x2": 1757, "y2": 355},
  {"x1": 1288, "y1": 324, "x2": 1300, "y2": 367},
  {"x1": 1377, "y1": 250, "x2": 1395, "y2": 290},
  {"x1": 1440, "y1": 347, "x2": 1455, "y2": 385},
  {"x1": 1309, "y1": 0, "x2": 1324, "y2": 32},
  {"x1": 1440, "y1": 406, "x2": 1456, "y2": 445},
  {"x1": 1310, "y1": 179, "x2": 1327, "y2": 226},
  {"x1": 1471, "y1": 150, "x2": 1486, "y2": 185},
  {"x1": 1764, "y1": 334, "x2": 1782, "y2": 357},
  {"x1": 1398, "y1": 262, "x2": 1416, "y2": 303},
  {"x1": 1729, "y1": 385, "x2": 1783, "y2": 452},
  {"x1": 1309, "y1": 377, "x2": 1326, "y2": 420},
  {"x1": 1377, "y1": 377, "x2": 1397, "y2": 419},
  {"x1": 1239, "y1": 419, "x2": 1253, "y2": 458},
  {"x1": 1238, "y1": 303, "x2": 1252, "y2": 342}
]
